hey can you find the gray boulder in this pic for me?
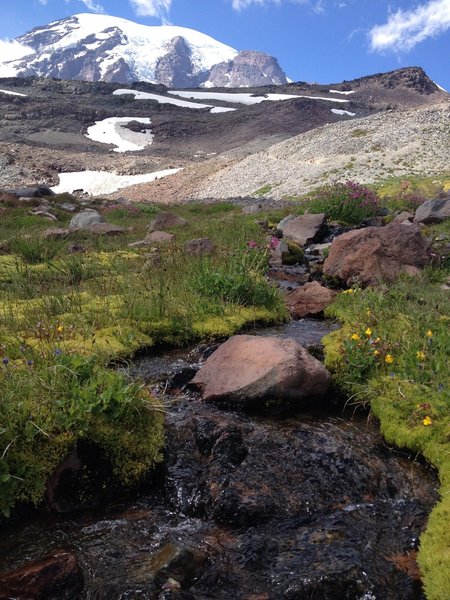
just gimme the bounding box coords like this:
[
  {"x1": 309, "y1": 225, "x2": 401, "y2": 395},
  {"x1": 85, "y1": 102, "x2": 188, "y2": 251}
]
[
  {"x1": 278, "y1": 213, "x2": 326, "y2": 246},
  {"x1": 184, "y1": 238, "x2": 214, "y2": 256},
  {"x1": 148, "y1": 212, "x2": 187, "y2": 232},
  {"x1": 69, "y1": 209, "x2": 104, "y2": 230},
  {"x1": 415, "y1": 195, "x2": 450, "y2": 224}
]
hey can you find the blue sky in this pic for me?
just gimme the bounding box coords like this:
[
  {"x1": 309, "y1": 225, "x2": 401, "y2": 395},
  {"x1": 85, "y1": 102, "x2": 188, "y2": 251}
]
[{"x1": 1, "y1": 0, "x2": 449, "y2": 89}]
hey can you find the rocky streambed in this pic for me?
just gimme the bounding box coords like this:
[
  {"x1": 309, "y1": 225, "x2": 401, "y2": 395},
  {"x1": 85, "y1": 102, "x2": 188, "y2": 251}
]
[{"x1": 0, "y1": 320, "x2": 439, "y2": 600}]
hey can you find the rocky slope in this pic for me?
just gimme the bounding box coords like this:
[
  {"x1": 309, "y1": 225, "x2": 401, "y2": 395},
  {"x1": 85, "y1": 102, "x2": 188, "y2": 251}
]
[
  {"x1": 197, "y1": 101, "x2": 450, "y2": 200},
  {"x1": 0, "y1": 67, "x2": 447, "y2": 197},
  {"x1": 0, "y1": 13, "x2": 288, "y2": 88}
]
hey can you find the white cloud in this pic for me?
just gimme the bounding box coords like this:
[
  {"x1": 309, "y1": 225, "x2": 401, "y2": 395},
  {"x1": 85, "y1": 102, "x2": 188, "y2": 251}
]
[
  {"x1": 129, "y1": 0, "x2": 172, "y2": 20},
  {"x1": 60, "y1": 0, "x2": 105, "y2": 12},
  {"x1": 369, "y1": 0, "x2": 450, "y2": 52},
  {"x1": 231, "y1": 0, "x2": 308, "y2": 10},
  {"x1": 80, "y1": 0, "x2": 105, "y2": 11}
]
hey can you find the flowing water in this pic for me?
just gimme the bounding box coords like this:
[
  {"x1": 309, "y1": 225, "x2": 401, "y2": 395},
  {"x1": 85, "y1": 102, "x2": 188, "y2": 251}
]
[{"x1": 0, "y1": 320, "x2": 438, "y2": 600}]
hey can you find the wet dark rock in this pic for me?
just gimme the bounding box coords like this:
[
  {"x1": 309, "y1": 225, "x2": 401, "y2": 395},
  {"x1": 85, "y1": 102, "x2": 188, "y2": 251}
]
[
  {"x1": 45, "y1": 441, "x2": 123, "y2": 513},
  {"x1": 150, "y1": 544, "x2": 206, "y2": 588},
  {"x1": 0, "y1": 551, "x2": 83, "y2": 600},
  {"x1": 165, "y1": 367, "x2": 198, "y2": 393}
]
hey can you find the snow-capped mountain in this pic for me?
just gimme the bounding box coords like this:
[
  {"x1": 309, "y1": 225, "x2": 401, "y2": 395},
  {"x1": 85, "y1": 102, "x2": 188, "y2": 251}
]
[{"x1": 0, "y1": 13, "x2": 288, "y2": 88}]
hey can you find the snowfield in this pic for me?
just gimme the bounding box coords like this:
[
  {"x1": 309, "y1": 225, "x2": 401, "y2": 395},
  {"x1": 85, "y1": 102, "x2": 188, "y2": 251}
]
[
  {"x1": 113, "y1": 89, "x2": 214, "y2": 110},
  {"x1": 85, "y1": 117, "x2": 153, "y2": 152},
  {"x1": 169, "y1": 90, "x2": 350, "y2": 104},
  {"x1": 5, "y1": 13, "x2": 238, "y2": 82},
  {"x1": 52, "y1": 168, "x2": 182, "y2": 195}
]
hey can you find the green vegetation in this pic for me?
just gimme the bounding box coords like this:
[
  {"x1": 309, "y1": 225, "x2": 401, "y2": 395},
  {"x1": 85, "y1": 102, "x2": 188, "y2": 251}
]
[
  {"x1": 0, "y1": 198, "x2": 287, "y2": 516},
  {"x1": 253, "y1": 183, "x2": 274, "y2": 196},
  {"x1": 374, "y1": 174, "x2": 450, "y2": 211},
  {"x1": 322, "y1": 221, "x2": 450, "y2": 600},
  {"x1": 350, "y1": 128, "x2": 369, "y2": 138},
  {"x1": 306, "y1": 180, "x2": 380, "y2": 225}
]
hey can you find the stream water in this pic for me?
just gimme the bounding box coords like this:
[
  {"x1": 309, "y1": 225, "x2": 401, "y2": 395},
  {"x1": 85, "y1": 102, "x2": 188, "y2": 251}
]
[{"x1": 0, "y1": 320, "x2": 439, "y2": 600}]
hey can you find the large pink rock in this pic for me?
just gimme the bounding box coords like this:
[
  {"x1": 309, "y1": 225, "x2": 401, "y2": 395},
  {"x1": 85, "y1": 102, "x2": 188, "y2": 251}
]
[
  {"x1": 323, "y1": 223, "x2": 430, "y2": 286},
  {"x1": 192, "y1": 335, "x2": 330, "y2": 409},
  {"x1": 286, "y1": 281, "x2": 336, "y2": 318}
]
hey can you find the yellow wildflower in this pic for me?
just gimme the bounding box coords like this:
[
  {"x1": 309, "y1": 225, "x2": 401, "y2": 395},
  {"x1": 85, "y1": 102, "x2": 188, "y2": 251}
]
[
  {"x1": 423, "y1": 416, "x2": 432, "y2": 426},
  {"x1": 365, "y1": 327, "x2": 372, "y2": 337},
  {"x1": 57, "y1": 325, "x2": 64, "y2": 333},
  {"x1": 426, "y1": 330, "x2": 433, "y2": 338},
  {"x1": 373, "y1": 350, "x2": 380, "y2": 356},
  {"x1": 342, "y1": 289, "x2": 354, "y2": 295},
  {"x1": 374, "y1": 337, "x2": 381, "y2": 343},
  {"x1": 351, "y1": 333, "x2": 360, "y2": 341},
  {"x1": 416, "y1": 351, "x2": 426, "y2": 361},
  {"x1": 385, "y1": 354, "x2": 394, "y2": 364}
]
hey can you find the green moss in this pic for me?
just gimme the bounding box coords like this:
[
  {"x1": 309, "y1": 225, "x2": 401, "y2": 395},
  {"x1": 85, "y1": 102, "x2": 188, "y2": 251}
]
[{"x1": 322, "y1": 261, "x2": 450, "y2": 600}]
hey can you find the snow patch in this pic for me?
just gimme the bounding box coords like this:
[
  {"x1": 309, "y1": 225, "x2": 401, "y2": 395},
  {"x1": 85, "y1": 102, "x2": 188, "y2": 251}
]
[
  {"x1": 433, "y1": 81, "x2": 448, "y2": 92},
  {"x1": 210, "y1": 106, "x2": 237, "y2": 113},
  {"x1": 331, "y1": 108, "x2": 356, "y2": 116},
  {"x1": 329, "y1": 89, "x2": 355, "y2": 95},
  {"x1": 52, "y1": 168, "x2": 182, "y2": 195},
  {"x1": 169, "y1": 90, "x2": 350, "y2": 104},
  {"x1": 113, "y1": 89, "x2": 213, "y2": 110},
  {"x1": 85, "y1": 117, "x2": 153, "y2": 152},
  {"x1": 0, "y1": 88, "x2": 27, "y2": 97}
]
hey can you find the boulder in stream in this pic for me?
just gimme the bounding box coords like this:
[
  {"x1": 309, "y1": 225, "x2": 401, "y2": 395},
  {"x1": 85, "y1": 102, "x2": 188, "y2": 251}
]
[{"x1": 191, "y1": 334, "x2": 330, "y2": 409}]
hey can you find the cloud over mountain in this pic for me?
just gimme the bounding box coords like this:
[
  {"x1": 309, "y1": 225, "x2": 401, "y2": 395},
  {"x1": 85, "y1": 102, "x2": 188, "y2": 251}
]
[{"x1": 369, "y1": 0, "x2": 450, "y2": 53}]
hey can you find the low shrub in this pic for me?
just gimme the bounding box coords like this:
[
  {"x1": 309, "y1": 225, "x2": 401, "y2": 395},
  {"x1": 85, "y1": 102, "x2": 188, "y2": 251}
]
[{"x1": 307, "y1": 180, "x2": 380, "y2": 224}]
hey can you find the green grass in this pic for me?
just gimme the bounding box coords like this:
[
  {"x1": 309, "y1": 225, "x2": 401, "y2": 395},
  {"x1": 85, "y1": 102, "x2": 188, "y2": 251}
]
[
  {"x1": 322, "y1": 221, "x2": 450, "y2": 600},
  {"x1": 374, "y1": 174, "x2": 450, "y2": 212},
  {"x1": 0, "y1": 200, "x2": 288, "y2": 517}
]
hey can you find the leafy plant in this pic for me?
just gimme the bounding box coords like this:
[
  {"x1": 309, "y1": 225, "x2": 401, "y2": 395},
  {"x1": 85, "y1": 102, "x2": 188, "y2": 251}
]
[{"x1": 306, "y1": 180, "x2": 380, "y2": 224}]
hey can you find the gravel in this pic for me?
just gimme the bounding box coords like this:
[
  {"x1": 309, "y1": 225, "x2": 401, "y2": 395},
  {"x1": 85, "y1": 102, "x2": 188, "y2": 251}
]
[{"x1": 197, "y1": 102, "x2": 450, "y2": 199}]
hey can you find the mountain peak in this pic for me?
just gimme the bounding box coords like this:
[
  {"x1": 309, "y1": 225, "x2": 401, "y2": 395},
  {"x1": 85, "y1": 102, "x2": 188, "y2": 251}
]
[{"x1": 0, "y1": 13, "x2": 288, "y2": 88}]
